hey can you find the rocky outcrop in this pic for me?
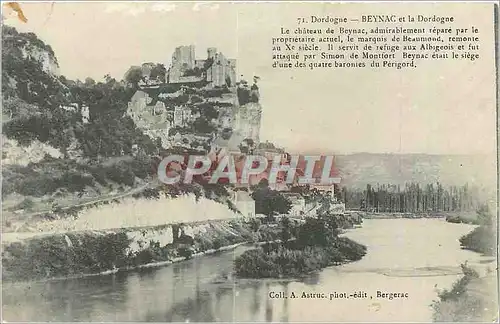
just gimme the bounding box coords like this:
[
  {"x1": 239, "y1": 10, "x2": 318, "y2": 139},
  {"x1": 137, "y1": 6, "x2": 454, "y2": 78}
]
[{"x1": 2, "y1": 135, "x2": 62, "y2": 166}]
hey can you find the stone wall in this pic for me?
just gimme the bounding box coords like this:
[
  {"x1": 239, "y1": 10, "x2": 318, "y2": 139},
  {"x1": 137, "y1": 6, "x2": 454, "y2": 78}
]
[{"x1": 8, "y1": 194, "x2": 241, "y2": 236}]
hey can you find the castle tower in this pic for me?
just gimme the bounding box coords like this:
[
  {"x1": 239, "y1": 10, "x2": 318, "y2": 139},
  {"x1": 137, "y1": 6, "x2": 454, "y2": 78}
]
[
  {"x1": 171, "y1": 45, "x2": 195, "y2": 69},
  {"x1": 207, "y1": 47, "x2": 217, "y2": 60},
  {"x1": 168, "y1": 45, "x2": 196, "y2": 82}
]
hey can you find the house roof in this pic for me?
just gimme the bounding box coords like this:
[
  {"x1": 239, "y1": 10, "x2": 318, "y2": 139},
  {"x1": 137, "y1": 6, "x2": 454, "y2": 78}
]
[
  {"x1": 147, "y1": 98, "x2": 159, "y2": 107},
  {"x1": 257, "y1": 141, "x2": 277, "y2": 150},
  {"x1": 282, "y1": 192, "x2": 304, "y2": 199},
  {"x1": 130, "y1": 90, "x2": 148, "y2": 103}
]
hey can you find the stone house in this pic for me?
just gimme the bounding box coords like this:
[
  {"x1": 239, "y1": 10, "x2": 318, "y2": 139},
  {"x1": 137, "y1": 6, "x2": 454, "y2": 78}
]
[
  {"x1": 231, "y1": 190, "x2": 255, "y2": 219},
  {"x1": 281, "y1": 192, "x2": 306, "y2": 216},
  {"x1": 127, "y1": 91, "x2": 150, "y2": 121},
  {"x1": 173, "y1": 106, "x2": 192, "y2": 127}
]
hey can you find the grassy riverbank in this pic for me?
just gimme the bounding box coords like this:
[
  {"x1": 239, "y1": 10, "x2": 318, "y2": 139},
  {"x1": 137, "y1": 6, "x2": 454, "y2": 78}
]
[
  {"x1": 2, "y1": 219, "x2": 282, "y2": 282},
  {"x1": 431, "y1": 264, "x2": 498, "y2": 322},
  {"x1": 432, "y1": 206, "x2": 498, "y2": 322}
]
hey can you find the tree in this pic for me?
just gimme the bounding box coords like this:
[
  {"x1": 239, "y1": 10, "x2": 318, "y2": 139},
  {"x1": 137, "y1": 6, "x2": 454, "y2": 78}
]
[
  {"x1": 333, "y1": 184, "x2": 342, "y2": 202},
  {"x1": 251, "y1": 185, "x2": 291, "y2": 222},
  {"x1": 84, "y1": 77, "x2": 96, "y2": 87},
  {"x1": 192, "y1": 117, "x2": 215, "y2": 134},
  {"x1": 202, "y1": 104, "x2": 218, "y2": 120},
  {"x1": 297, "y1": 217, "x2": 329, "y2": 247},
  {"x1": 476, "y1": 204, "x2": 492, "y2": 225},
  {"x1": 280, "y1": 216, "x2": 291, "y2": 245},
  {"x1": 124, "y1": 66, "x2": 143, "y2": 87},
  {"x1": 150, "y1": 64, "x2": 166, "y2": 83}
]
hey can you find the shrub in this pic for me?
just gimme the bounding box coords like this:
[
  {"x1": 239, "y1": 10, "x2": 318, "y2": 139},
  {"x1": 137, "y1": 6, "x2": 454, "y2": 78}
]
[
  {"x1": 194, "y1": 236, "x2": 214, "y2": 252},
  {"x1": 334, "y1": 237, "x2": 367, "y2": 261},
  {"x1": 459, "y1": 225, "x2": 496, "y2": 256},
  {"x1": 178, "y1": 247, "x2": 193, "y2": 260},
  {"x1": 431, "y1": 264, "x2": 482, "y2": 322},
  {"x1": 104, "y1": 162, "x2": 136, "y2": 187},
  {"x1": 212, "y1": 237, "x2": 230, "y2": 250},
  {"x1": 15, "y1": 197, "x2": 35, "y2": 210},
  {"x1": 257, "y1": 226, "x2": 280, "y2": 242},
  {"x1": 446, "y1": 215, "x2": 463, "y2": 224},
  {"x1": 131, "y1": 249, "x2": 154, "y2": 266},
  {"x1": 2, "y1": 231, "x2": 131, "y2": 281},
  {"x1": 249, "y1": 218, "x2": 261, "y2": 232}
]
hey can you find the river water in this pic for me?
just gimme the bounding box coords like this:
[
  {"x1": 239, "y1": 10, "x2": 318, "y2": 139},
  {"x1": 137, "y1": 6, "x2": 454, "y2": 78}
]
[{"x1": 2, "y1": 219, "x2": 495, "y2": 322}]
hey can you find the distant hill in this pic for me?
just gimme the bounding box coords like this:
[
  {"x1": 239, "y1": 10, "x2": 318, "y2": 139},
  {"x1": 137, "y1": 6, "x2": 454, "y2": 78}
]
[{"x1": 333, "y1": 153, "x2": 496, "y2": 192}]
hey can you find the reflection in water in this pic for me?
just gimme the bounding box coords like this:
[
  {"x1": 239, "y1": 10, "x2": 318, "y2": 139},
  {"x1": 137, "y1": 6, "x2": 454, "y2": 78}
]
[
  {"x1": 152, "y1": 290, "x2": 217, "y2": 322},
  {"x1": 303, "y1": 272, "x2": 320, "y2": 285},
  {"x1": 215, "y1": 285, "x2": 224, "y2": 318},
  {"x1": 250, "y1": 283, "x2": 261, "y2": 321},
  {"x1": 3, "y1": 219, "x2": 495, "y2": 322},
  {"x1": 281, "y1": 282, "x2": 290, "y2": 322},
  {"x1": 265, "y1": 282, "x2": 273, "y2": 322}
]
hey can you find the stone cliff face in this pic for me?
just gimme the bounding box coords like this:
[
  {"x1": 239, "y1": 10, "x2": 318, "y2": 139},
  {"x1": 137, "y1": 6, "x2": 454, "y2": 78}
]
[
  {"x1": 2, "y1": 26, "x2": 65, "y2": 165},
  {"x1": 3, "y1": 26, "x2": 59, "y2": 78},
  {"x1": 232, "y1": 102, "x2": 262, "y2": 145},
  {"x1": 20, "y1": 46, "x2": 59, "y2": 76},
  {"x1": 2, "y1": 135, "x2": 63, "y2": 166}
]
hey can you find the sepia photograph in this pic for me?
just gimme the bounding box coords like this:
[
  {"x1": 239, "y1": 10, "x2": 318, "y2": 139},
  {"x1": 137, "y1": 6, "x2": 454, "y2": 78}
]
[{"x1": 1, "y1": 1, "x2": 498, "y2": 322}]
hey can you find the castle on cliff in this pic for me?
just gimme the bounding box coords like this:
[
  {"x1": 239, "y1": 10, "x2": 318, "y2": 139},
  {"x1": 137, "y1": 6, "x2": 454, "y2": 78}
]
[
  {"x1": 167, "y1": 45, "x2": 237, "y2": 87},
  {"x1": 126, "y1": 45, "x2": 262, "y2": 154}
]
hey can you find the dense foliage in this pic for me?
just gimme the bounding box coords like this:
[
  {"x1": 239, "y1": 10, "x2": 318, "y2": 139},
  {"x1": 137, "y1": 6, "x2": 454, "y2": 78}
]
[
  {"x1": 341, "y1": 182, "x2": 483, "y2": 214},
  {"x1": 457, "y1": 205, "x2": 496, "y2": 256},
  {"x1": 251, "y1": 183, "x2": 292, "y2": 221},
  {"x1": 459, "y1": 226, "x2": 495, "y2": 256},
  {"x1": 2, "y1": 232, "x2": 132, "y2": 280},
  {"x1": 234, "y1": 215, "x2": 367, "y2": 278},
  {"x1": 3, "y1": 25, "x2": 158, "y2": 159},
  {"x1": 2, "y1": 155, "x2": 155, "y2": 198},
  {"x1": 2, "y1": 26, "x2": 163, "y2": 198}
]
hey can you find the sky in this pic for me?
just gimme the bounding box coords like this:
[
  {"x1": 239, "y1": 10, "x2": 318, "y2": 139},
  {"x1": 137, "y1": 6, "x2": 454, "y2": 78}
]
[{"x1": 2, "y1": 2, "x2": 498, "y2": 155}]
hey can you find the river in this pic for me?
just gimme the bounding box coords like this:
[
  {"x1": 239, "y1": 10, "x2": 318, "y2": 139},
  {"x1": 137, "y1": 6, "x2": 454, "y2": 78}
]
[{"x1": 2, "y1": 218, "x2": 495, "y2": 322}]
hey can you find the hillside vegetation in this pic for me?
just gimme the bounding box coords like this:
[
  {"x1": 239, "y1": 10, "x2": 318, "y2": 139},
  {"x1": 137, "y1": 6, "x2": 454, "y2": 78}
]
[
  {"x1": 1, "y1": 26, "x2": 234, "y2": 227},
  {"x1": 2, "y1": 25, "x2": 158, "y2": 189}
]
